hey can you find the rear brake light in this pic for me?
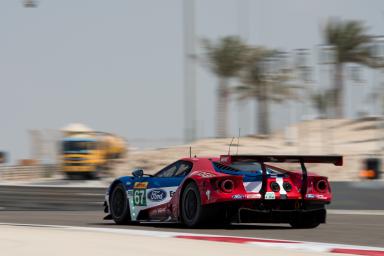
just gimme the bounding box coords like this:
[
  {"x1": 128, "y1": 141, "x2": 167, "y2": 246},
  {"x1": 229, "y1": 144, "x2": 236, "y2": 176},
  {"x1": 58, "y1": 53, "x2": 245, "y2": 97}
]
[
  {"x1": 316, "y1": 180, "x2": 328, "y2": 193},
  {"x1": 220, "y1": 179, "x2": 234, "y2": 193},
  {"x1": 283, "y1": 182, "x2": 292, "y2": 192},
  {"x1": 270, "y1": 182, "x2": 280, "y2": 192}
]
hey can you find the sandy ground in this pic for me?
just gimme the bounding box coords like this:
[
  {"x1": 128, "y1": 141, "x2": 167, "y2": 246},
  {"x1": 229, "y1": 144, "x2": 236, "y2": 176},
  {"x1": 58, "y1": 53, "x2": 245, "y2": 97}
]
[
  {"x1": 114, "y1": 117, "x2": 384, "y2": 181},
  {"x1": 0, "y1": 225, "x2": 352, "y2": 256},
  {"x1": 2, "y1": 117, "x2": 384, "y2": 182}
]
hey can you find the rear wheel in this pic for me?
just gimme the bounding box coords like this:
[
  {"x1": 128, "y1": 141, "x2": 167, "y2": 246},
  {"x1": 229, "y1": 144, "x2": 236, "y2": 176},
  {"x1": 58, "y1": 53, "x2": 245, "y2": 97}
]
[
  {"x1": 110, "y1": 184, "x2": 131, "y2": 224},
  {"x1": 181, "y1": 182, "x2": 207, "y2": 227}
]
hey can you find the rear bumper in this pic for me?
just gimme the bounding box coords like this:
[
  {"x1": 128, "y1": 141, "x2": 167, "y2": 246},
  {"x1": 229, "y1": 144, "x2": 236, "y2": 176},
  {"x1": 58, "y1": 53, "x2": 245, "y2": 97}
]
[
  {"x1": 208, "y1": 199, "x2": 327, "y2": 224},
  {"x1": 237, "y1": 207, "x2": 326, "y2": 224}
]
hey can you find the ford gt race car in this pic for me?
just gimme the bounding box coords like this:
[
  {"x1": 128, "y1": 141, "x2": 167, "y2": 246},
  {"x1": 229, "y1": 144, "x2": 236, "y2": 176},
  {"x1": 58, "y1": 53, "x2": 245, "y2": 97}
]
[{"x1": 104, "y1": 154, "x2": 342, "y2": 228}]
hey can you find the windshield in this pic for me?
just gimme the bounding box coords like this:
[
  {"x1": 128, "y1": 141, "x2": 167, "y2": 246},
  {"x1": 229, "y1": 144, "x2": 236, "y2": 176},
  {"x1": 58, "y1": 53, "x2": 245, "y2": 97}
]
[{"x1": 62, "y1": 141, "x2": 97, "y2": 152}]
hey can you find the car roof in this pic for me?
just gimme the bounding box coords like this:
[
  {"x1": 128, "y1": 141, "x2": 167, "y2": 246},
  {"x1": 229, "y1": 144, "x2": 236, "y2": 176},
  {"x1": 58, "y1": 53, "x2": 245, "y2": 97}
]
[{"x1": 179, "y1": 156, "x2": 220, "y2": 162}]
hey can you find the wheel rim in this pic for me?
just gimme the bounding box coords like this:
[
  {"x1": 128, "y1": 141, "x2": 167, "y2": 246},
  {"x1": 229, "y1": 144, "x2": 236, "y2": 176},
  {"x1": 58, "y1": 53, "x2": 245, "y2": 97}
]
[
  {"x1": 112, "y1": 188, "x2": 126, "y2": 218},
  {"x1": 184, "y1": 189, "x2": 198, "y2": 220}
]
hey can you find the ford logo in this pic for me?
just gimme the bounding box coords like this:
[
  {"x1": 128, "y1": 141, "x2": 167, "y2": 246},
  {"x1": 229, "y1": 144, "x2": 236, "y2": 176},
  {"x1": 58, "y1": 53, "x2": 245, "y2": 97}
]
[{"x1": 147, "y1": 189, "x2": 167, "y2": 202}]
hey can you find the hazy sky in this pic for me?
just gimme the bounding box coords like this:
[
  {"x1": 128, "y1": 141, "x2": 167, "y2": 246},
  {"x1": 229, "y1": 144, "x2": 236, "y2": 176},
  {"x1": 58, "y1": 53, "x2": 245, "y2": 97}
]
[{"x1": 1, "y1": 0, "x2": 384, "y2": 162}]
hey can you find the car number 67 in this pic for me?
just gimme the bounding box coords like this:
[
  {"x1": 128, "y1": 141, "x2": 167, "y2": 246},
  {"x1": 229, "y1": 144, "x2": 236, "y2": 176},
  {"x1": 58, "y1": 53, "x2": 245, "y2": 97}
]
[{"x1": 133, "y1": 189, "x2": 146, "y2": 206}]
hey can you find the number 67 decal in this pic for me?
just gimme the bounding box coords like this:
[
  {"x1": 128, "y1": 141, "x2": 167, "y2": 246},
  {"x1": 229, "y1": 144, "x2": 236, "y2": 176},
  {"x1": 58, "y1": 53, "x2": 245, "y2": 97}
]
[{"x1": 133, "y1": 189, "x2": 146, "y2": 206}]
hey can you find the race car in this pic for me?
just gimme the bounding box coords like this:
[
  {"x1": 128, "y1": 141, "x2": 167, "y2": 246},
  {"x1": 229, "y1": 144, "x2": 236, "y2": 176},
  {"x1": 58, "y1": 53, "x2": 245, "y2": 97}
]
[{"x1": 103, "y1": 154, "x2": 342, "y2": 228}]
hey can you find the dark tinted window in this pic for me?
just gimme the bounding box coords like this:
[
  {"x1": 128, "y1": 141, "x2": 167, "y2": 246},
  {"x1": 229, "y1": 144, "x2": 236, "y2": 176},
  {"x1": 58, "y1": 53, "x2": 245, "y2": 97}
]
[
  {"x1": 63, "y1": 141, "x2": 96, "y2": 152},
  {"x1": 174, "y1": 161, "x2": 192, "y2": 177},
  {"x1": 155, "y1": 162, "x2": 178, "y2": 178},
  {"x1": 230, "y1": 162, "x2": 261, "y2": 172},
  {"x1": 154, "y1": 161, "x2": 193, "y2": 178}
]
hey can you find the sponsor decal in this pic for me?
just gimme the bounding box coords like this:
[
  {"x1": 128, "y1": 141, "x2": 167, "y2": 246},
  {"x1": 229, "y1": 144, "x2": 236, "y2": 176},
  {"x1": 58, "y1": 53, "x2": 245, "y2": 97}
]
[
  {"x1": 196, "y1": 171, "x2": 216, "y2": 178},
  {"x1": 246, "y1": 193, "x2": 261, "y2": 199},
  {"x1": 206, "y1": 190, "x2": 211, "y2": 200},
  {"x1": 169, "y1": 191, "x2": 176, "y2": 198},
  {"x1": 306, "y1": 194, "x2": 315, "y2": 199},
  {"x1": 232, "y1": 194, "x2": 246, "y2": 200},
  {"x1": 147, "y1": 189, "x2": 167, "y2": 202},
  {"x1": 156, "y1": 207, "x2": 167, "y2": 215},
  {"x1": 316, "y1": 194, "x2": 326, "y2": 200},
  {"x1": 265, "y1": 192, "x2": 275, "y2": 200},
  {"x1": 133, "y1": 189, "x2": 147, "y2": 206},
  {"x1": 127, "y1": 190, "x2": 133, "y2": 196},
  {"x1": 280, "y1": 194, "x2": 287, "y2": 200},
  {"x1": 133, "y1": 182, "x2": 148, "y2": 189}
]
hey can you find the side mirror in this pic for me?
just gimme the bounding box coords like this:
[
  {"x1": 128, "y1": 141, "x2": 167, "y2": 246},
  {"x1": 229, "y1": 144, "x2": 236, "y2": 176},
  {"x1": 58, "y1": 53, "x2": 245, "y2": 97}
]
[{"x1": 132, "y1": 169, "x2": 144, "y2": 178}]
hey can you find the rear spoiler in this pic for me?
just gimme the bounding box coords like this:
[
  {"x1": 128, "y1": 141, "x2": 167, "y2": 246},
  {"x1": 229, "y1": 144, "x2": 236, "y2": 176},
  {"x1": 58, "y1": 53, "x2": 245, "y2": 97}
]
[
  {"x1": 219, "y1": 155, "x2": 343, "y2": 166},
  {"x1": 219, "y1": 154, "x2": 343, "y2": 200}
]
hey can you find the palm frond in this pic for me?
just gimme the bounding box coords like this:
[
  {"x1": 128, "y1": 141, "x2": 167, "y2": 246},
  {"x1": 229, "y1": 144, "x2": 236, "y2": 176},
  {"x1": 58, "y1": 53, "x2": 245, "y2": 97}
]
[
  {"x1": 201, "y1": 36, "x2": 249, "y2": 78},
  {"x1": 324, "y1": 18, "x2": 373, "y2": 65}
]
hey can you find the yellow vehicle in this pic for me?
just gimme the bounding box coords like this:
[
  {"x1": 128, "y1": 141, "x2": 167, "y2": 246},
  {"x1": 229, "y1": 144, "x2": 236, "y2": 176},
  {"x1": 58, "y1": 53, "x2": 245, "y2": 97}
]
[{"x1": 61, "y1": 133, "x2": 126, "y2": 179}]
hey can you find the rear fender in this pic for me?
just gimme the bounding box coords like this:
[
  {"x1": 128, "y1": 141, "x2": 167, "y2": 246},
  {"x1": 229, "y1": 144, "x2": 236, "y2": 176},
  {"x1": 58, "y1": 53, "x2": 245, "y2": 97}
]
[{"x1": 199, "y1": 175, "x2": 245, "y2": 204}]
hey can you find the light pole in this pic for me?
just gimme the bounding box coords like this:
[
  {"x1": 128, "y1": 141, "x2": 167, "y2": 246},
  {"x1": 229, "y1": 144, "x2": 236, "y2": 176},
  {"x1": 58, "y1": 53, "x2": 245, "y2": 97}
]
[
  {"x1": 370, "y1": 36, "x2": 384, "y2": 154},
  {"x1": 317, "y1": 44, "x2": 336, "y2": 154},
  {"x1": 236, "y1": 0, "x2": 251, "y2": 136},
  {"x1": 183, "y1": 0, "x2": 197, "y2": 143},
  {"x1": 294, "y1": 48, "x2": 312, "y2": 153}
]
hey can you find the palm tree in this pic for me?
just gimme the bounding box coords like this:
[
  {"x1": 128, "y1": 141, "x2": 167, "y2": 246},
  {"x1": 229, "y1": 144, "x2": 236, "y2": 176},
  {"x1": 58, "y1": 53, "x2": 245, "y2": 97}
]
[
  {"x1": 202, "y1": 36, "x2": 248, "y2": 138},
  {"x1": 236, "y1": 47, "x2": 297, "y2": 135},
  {"x1": 323, "y1": 19, "x2": 373, "y2": 118},
  {"x1": 311, "y1": 89, "x2": 334, "y2": 118}
]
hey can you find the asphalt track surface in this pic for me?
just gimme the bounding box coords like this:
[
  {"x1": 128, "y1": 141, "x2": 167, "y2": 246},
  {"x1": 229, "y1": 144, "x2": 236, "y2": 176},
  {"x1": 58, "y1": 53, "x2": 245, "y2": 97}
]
[{"x1": 0, "y1": 181, "x2": 383, "y2": 248}]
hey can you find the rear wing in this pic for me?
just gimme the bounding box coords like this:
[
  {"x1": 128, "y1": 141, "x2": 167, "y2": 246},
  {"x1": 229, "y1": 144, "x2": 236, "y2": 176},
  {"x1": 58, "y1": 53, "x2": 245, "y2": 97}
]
[
  {"x1": 219, "y1": 155, "x2": 343, "y2": 166},
  {"x1": 219, "y1": 154, "x2": 343, "y2": 200}
]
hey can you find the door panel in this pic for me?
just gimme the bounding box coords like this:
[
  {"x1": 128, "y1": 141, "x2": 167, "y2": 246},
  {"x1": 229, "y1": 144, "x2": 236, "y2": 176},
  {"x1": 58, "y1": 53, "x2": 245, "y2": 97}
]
[{"x1": 127, "y1": 161, "x2": 193, "y2": 221}]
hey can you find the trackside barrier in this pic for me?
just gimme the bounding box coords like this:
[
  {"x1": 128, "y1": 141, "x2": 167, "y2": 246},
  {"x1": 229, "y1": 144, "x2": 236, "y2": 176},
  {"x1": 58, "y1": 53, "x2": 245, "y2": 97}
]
[{"x1": 0, "y1": 164, "x2": 59, "y2": 180}]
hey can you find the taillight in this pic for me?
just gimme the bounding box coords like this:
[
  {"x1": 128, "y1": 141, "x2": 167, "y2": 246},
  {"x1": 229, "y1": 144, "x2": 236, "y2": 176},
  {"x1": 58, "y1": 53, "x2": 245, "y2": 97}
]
[
  {"x1": 316, "y1": 180, "x2": 328, "y2": 193},
  {"x1": 220, "y1": 179, "x2": 234, "y2": 193},
  {"x1": 283, "y1": 182, "x2": 292, "y2": 192},
  {"x1": 270, "y1": 182, "x2": 280, "y2": 192}
]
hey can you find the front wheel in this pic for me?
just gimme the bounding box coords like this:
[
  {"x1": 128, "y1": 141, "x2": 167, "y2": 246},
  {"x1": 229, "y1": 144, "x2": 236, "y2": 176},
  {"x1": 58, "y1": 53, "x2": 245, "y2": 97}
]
[{"x1": 110, "y1": 184, "x2": 131, "y2": 224}]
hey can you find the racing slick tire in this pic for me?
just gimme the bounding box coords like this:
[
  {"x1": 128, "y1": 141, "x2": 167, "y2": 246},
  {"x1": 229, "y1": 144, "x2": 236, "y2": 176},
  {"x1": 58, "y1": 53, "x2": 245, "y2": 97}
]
[
  {"x1": 181, "y1": 182, "x2": 207, "y2": 227},
  {"x1": 110, "y1": 183, "x2": 131, "y2": 225}
]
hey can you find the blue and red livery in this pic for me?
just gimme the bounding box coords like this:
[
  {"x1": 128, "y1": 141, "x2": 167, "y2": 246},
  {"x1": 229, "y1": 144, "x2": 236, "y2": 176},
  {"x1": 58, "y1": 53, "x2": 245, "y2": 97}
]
[{"x1": 104, "y1": 154, "x2": 342, "y2": 228}]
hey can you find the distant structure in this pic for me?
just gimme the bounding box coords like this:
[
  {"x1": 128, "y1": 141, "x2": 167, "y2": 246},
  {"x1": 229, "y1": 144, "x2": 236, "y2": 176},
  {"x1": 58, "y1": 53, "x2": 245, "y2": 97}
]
[
  {"x1": 183, "y1": 0, "x2": 197, "y2": 143},
  {"x1": 23, "y1": 0, "x2": 38, "y2": 8}
]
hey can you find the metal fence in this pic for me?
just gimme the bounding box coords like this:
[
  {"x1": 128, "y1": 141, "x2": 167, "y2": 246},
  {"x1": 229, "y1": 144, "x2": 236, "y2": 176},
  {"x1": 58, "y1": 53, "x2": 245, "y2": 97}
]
[{"x1": 0, "y1": 164, "x2": 60, "y2": 181}]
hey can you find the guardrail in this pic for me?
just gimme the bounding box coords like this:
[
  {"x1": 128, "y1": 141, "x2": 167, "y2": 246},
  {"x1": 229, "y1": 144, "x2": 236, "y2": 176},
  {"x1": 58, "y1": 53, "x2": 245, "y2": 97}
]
[
  {"x1": 0, "y1": 164, "x2": 59, "y2": 180},
  {"x1": 0, "y1": 181, "x2": 383, "y2": 211}
]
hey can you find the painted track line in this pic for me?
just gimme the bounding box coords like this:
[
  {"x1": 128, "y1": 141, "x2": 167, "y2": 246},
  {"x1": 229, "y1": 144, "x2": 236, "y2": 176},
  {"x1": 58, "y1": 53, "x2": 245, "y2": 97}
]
[
  {"x1": 328, "y1": 210, "x2": 384, "y2": 216},
  {"x1": 0, "y1": 222, "x2": 383, "y2": 256}
]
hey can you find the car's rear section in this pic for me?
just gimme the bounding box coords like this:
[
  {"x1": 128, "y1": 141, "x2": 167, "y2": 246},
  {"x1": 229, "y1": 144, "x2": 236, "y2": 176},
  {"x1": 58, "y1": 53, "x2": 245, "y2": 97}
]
[{"x1": 192, "y1": 155, "x2": 341, "y2": 228}]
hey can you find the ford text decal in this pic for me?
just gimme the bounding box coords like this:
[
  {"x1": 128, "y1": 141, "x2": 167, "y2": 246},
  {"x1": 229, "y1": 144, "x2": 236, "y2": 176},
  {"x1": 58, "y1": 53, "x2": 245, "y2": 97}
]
[{"x1": 147, "y1": 189, "x2": 167, "y2": 202}]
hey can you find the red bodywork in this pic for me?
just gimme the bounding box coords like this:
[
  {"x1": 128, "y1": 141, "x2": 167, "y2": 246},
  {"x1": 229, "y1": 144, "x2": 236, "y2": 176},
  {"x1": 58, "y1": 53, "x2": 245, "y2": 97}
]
[{"x1": 145, "y1": 155, "x2": 340, "y2": 222}]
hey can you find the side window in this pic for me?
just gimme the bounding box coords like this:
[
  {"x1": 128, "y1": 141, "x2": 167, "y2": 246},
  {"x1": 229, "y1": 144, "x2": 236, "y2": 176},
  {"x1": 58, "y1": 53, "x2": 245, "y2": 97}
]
[
  {"x1": 155, "y1": 163, "x2": 178, "y2": 178},
  {"x1": 174, "y1": 161, "x2": 193, "y2": 177}
]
